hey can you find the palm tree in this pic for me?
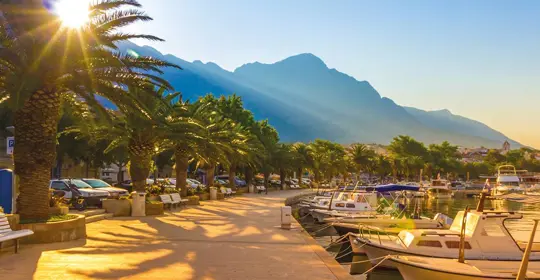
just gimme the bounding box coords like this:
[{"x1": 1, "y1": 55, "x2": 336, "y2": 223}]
[
  {"x1": 67, "y1": 84, "x2": 180, "y2": 193},
  {"x1": 0, "y1": 1, "x2": 178, "y2": 219},
  {"x1": 292, "y1": 142, "x2": 311, "y2": 184},
  {"x1": 347, "y1": 143, "x2": 376, "y2": 176}
]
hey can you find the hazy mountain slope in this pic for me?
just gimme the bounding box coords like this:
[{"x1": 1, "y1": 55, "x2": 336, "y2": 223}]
[
  {"x1": 110, "y1": 42, "x2": 519, "y2": 147},
  {"x1": 404, "y1": 107, "x2": 520, "y2": 147},
  {"x1": 114, "y1": 42, "x2": 346, "y2": 142}
]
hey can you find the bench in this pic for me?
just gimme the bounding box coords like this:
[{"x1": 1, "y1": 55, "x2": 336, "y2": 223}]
[
  {"x1": 0, "y1": 213, "x2": 34, "y2": 253},
  {"x1": 256, "y1": 186, "x2": 266, "y2": 194},
  {"x1": 159, "y1": 194, "x2": 178, "y2": 209},
  {"x1": 170, "y1": 193, "x2": 189, "y2": 208},
  {"x1": 226, "y1": 188, "x2": 236, "y2": 196}
]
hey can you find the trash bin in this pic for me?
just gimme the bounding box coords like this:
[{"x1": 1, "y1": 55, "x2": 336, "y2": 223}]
[
  {"x1": 248, "y1": 185, "x2": 254, "y2": 193},
  {"x1": 209, "y1": 187, "x2": 218, "y2": 200},
  {"x1": 131, "y1": 191, "x2": 146, "y2": 217}
]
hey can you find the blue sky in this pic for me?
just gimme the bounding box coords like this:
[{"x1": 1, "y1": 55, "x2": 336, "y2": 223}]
[{"x1": 123, "y1": 0, "x2": 540, "y2": 147}]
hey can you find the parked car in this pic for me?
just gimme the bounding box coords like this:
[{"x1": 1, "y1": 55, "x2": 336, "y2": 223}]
[
  {"x1": 215, "y1": 175, "x2": 246, "y2": 186},
  {"x1": 301, "y1": 178, "x2": 311, "y2": 185},
  {"x1": 116, "y1": 180, "x2": 133, "y2": 192},
  {"x1": 49, "y1": 179, "x2": 109, "y2": 208},
  {"x1": 80, "y1": 178, "x2": 129, "y2": 197},
  {"x1": 187, "y1": 178, "x2": 205, "y2": 188}
]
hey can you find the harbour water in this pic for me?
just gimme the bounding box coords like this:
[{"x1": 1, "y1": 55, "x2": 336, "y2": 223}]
[{"x1": 298, "y1": 196, "x2": 540, "y2": 279}]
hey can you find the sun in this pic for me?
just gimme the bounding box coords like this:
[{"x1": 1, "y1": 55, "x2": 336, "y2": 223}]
[{"x1": 53, "y1": 0, "x2": 90, "y2": 28}]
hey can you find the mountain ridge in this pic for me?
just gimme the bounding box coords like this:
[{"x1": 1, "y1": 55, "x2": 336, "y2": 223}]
[{"x1": 114, "y1": 42, "x2": 520, "y2": 148}]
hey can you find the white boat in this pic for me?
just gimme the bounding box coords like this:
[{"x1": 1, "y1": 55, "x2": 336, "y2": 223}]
[
  {"x1": 390, "y1": 255, "x2": 540, "y2": 280},
  {"x1": 492, "y1": 165, "x2": 524, "y2": 196},
  {"x1": 351, "y1": 196, "x2": 540, "y2": 268},
  {"x1": 426, "y1": 177, "x2": 453, "y2": 199},
  {"x1": 309, "y1": 192, "x2": 378, "y2": 223},
  {"x1": 390, "y1": 218, "x2": 540, "y2": 280}
]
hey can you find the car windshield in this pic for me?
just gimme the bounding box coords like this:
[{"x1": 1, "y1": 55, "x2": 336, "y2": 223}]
[
  {"x1": 68, "y1": 180, "x2": 92, "y2": 189},
  {"x1": 83, "y1": 179, "x2": 111, "y2": 188}
]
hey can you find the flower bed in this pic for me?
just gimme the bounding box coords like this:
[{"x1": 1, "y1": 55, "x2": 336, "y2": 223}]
[
  {"x1": 103, "y1": 199, "x2": 131, "y2": 217},
  {"x1": 145, "y1": 201, "x2": 164, "y2": 216},
  {"x1": 187, "y1": 196, "x2": 200, "y2": 205},
  {"x1": 18, "y1": 214, "x2": 86, "y2": 244}
]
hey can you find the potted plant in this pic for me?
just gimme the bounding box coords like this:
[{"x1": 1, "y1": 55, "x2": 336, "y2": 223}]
[
  {"x1": 196, "y1": 186, "x2": 210, "y2": 201},
  {"x1": 145, "y1": 185, "x2": 162, "y2": 201},
  {"x1": 103, "y1": 195, "x2": 131, "y2": 217},
  {"x1": 48, "y1": 189, "x2": 69, "y2": 215},
  {"x1": 145, "y1": 200, "x2": 164, "y2": 215}
]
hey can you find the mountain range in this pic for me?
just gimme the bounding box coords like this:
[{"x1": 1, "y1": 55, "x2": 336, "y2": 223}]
[{"x1": 113, "y1": 41, "x2": 519, "y2": 148}]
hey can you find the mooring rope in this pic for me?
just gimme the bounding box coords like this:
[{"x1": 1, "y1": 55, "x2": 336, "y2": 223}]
[{"x1": 360, "y1": 255, "x2": 392, "y2": 275}]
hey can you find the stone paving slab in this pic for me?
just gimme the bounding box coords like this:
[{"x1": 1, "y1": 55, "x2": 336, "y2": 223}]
[{"x1": 0, "y1": 190, "x2": 352, "y2": 280}]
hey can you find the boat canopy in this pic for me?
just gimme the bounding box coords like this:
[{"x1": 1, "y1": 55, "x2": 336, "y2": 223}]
[{"x1": 365, "y1": 184, "x2": 420, "y2": 192}]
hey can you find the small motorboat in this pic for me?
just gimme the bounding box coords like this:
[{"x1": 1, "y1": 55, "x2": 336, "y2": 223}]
[
  {"x1": 351, "y1": 194, "x2": 540, "y2": 268},
  {"x1": 426, "y1": 176, "x2": 453, "y2": 199},
  {"x1": 390, "y1": 218, "x2": 540, "y2": 280},
  {"x1": 491, "y1": 165, "x2": 524, "y2": 196}
]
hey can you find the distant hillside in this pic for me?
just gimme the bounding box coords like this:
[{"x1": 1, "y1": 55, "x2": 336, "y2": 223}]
[{"x1": 112, "y1": 42, "x2": 519, "y2": 148}]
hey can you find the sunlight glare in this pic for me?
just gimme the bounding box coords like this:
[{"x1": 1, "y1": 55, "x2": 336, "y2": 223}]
[{"x1": 53, "y1": 0, "x2": 90, "y2": 28}]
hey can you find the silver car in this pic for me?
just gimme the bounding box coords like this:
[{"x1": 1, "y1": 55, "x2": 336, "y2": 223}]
[{"x1": 81, "y1": 178, "x2": 129, "y2": 197}]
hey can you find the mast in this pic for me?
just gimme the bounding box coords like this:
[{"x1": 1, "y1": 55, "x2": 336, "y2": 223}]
[
  {"x1": 458, "y1": 206, "x2": 470, "y2": 263},
  {"x1": 516, "y1": 219, "x2": 540, "y2": 280}
]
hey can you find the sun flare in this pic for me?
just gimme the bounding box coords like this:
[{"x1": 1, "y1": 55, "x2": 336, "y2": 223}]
[{"x1": 53, "y1": 0, "x2": 90, "y2": 28}]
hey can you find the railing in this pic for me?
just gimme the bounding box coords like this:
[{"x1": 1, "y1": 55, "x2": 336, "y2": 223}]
[{"x1": 357, "y1": 224, "x2": 408, "y2": 247}]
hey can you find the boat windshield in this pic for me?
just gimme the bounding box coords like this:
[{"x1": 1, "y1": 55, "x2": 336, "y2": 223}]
[
  {"x1": 500, "y1": 182, "x2": 520, "y2": 186},
  {"x1": 450, "y1": 212, "x2": 479, "y2": 236}
]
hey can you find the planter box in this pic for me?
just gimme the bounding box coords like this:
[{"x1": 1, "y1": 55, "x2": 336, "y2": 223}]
[
  {"x1": 187, "y1": 196, "x2": 199, "y2": 206},
  {"x1": 103, "y1": 199, "x2": 131, "y2": 217},
  {"x1": 18, "y1": 215, "x2": 86, "y2": 244},
  {"x1": 49, "y1": 206, "x2": 69, "y2": 215},
  {"x1": 147, "y1": 195, "x2": 160, "y2": 202},
  {"x1": 145, "y1": 202, "x2": 164, "y2": 216},
  {"x1": 198, "y1": 193, "x2": 210, "y2": 201},
  {"x1": 217, "y1": 193, "x2": 225, "y2": 200}
]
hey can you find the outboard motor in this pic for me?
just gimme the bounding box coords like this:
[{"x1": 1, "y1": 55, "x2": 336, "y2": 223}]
[{"x1": 434, "y1": 213, "x2": 453, "y2": 228}]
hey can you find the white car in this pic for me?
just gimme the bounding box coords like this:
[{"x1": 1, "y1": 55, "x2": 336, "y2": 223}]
[
  {"x1": 81, "y1": 178, "x2": 129, "y2": 197},
  {"x1": 301, "y1": 178, "x2": 311, "y2": 184},
  {"x1": 50, "y1": 179, "x2": 109, "y2": 207}
]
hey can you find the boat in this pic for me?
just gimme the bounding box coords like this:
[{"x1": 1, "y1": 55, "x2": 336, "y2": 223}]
[
  {"x1": 309, "y1": 191, "x2": 378, "y2": 223},
  {"x1": 390, "y1": 255, "x2": 540, "y2": 280},
  {"x1": 426, "y1": 176, "x2": 453, "y2": 199},
  {"x1": 492, "y1": 165, "x2": 524, "y2": 196},
  {"x1": 389, "y1": 218, "x2": 540, "y2": 280},
  {"x1": 350, "y1": 194, "x2": 540, "y2": 268}
]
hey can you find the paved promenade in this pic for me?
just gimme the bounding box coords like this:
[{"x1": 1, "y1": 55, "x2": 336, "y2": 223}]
[{"x1": 0, "y1": 190, "x2": 352, "y2": 280}]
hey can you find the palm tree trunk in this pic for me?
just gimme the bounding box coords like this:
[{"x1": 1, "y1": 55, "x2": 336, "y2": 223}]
[
  {"x1": 297, "y1": 167, "x2": 302, "y2": 182},
  {"x1": 174, "y1": 148, "x2": 189, "y2": 197},
  {"x1": 205, "y1": 164, "x2": 216, "y2": 186},
  {"x1": 279, "y1": 168, "x2": 285, "y2": 190},
  {"x1": 128, "y1": 142, "x2": 154, "y2": 193},
  {"x1": 228, "y1": 163, "x2": 236, "y2": 189},
  {"x1": 14, "y1": 89, "x2": 61, "y2": 220},
  {"x1": 245, "y1": 167, "x2": 253, "y2": 191}
]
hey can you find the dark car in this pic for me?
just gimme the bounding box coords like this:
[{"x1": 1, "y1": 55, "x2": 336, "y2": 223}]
[{"x1": 116, "y1": 180, "x2": 133, "y2": 193}]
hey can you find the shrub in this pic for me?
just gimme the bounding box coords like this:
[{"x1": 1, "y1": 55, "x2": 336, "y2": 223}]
[
  {"x1": 0, "y1": 206, "x2": 3, "y2": 213},
  {"x1": 163, "y1": 188, "x2": 177, "y2": 194},
  {"x1": 146, "y1": 185, "x2": 162, "y2": 196},
  {"x1": 49, "y1": 189, "x2": 66, "y2": 207}
]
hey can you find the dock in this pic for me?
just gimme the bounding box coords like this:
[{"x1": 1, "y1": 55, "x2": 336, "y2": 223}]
[{"x1": 0, "y1": 190, "x2": 352, "y2": 280}]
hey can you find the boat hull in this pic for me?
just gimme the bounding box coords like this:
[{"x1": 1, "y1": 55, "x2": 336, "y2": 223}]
[
  {"x1": 390, "y1": 257, "x2": 540, "y2": 280},
  {"x1": 393, "y1": 260, "x2": 518, "y2": 280}
]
